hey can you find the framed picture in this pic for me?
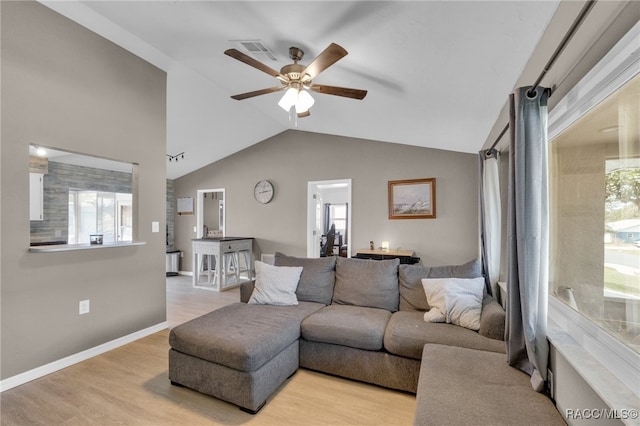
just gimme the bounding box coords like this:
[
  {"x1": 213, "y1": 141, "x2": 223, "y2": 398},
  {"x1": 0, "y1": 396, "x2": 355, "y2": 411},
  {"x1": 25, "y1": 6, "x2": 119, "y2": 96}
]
[
  {"x1": 177, "y1": 197, "x2": 194, "y2": 215},
  {"x1": 388, "y1": 178, "x2": 436, "y2": 219}
]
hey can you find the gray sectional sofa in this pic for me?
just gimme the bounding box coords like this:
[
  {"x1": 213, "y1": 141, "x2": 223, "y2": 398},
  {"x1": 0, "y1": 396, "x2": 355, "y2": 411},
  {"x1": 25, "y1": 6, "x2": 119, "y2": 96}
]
[{"x1": 169, "y1": 254, "x2": 508, "y2": 415}]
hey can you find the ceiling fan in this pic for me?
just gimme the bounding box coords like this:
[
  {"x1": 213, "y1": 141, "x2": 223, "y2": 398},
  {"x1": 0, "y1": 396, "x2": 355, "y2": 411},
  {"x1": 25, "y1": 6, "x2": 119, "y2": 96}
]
[{"x1": 224, "y1": 43, "x2": 367, "y2": 118}]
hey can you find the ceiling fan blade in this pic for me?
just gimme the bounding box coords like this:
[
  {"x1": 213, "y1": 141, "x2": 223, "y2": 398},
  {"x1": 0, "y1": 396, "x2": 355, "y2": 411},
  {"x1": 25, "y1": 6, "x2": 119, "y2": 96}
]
[
  {"x1": 309, "y1": 84, "x2": 367, "y2": 100},
  {"x1": 297, "y1": 111, "x2": 311, "y2": 118},
  {"x1": 230, "y1": 86, "x2": 285, "y2": 100},
  {"x1": 224, "y1": 49, "x2": 284, "y2": 80},
  {"x1": 301, "y1": 43, "x2": 348, "y2": 80}
]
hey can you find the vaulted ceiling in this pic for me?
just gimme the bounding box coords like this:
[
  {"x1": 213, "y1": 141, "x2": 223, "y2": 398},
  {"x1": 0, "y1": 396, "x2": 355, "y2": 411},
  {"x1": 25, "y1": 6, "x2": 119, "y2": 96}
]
[{"x1": 42, "y1": 1, "x2": 561, "y2": 179}]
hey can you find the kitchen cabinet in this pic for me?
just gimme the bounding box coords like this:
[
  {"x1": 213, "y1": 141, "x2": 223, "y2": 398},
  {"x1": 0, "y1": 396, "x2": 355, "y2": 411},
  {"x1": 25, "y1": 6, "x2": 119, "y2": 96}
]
[{"x1": 30, "y1": 173, "x2": 43, "y2": 221}]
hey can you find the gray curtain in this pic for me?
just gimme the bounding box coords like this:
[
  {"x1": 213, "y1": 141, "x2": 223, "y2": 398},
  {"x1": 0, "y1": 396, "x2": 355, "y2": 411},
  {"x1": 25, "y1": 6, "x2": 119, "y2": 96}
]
[
  {"x1": 505, "y1": 86, "x2": 550, "y2": 393},
  {"x1": 323, "y1": 203, "x2": 331, "y2": 234},
  {"x1": 479, "y1": 149, "x2": 501, "y2": 297}
]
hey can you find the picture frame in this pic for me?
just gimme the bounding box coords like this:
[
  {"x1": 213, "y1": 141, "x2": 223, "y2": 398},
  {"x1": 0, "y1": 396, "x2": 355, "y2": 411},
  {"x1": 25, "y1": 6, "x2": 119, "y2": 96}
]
[
  {"x1": 177, "y1": 197, "x2": 194, "y2": 215},
  {"x1": 388, "y1": 178, "x2": 436, "y2": 219},
  {"x1": 90, "y1": 234, "x2": 104, "y2": 245}
]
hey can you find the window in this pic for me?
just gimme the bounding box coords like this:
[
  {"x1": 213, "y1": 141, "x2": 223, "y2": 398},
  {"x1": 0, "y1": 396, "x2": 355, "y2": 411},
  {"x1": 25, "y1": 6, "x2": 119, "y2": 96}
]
[
  {"x1": 28, "y1": 146, "x2": 135, "y2": 246},
  {"x1": 68, "y1": 190, "x2": 133, "y2": 244},
  {"x1": 545, "y1": 22, "x2": 640, "y2": 403},
  {"x1": 328, "y1": 204, "x2": 348, "y2": 241},
  {"x1": 549, "y1": 74, "x2": 640, "y2": 354}
]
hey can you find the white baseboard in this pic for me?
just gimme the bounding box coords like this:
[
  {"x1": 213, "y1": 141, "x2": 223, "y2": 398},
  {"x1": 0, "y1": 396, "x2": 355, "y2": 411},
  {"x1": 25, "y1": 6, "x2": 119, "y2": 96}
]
[
  {"x1": 0, "y1": 321, "x2": 167, "y2": 393},
  {"x1": 179, "y1": 271, "x2": 193, "y2": 276}
]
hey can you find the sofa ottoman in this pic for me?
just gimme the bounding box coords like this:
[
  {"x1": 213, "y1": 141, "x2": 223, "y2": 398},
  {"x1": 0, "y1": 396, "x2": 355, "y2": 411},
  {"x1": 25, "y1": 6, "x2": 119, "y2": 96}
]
[
  {"x1": 169, "y1": 301, "x2": 324, "y2": 413},
  {"x1": 414, "y1": 343, "x2": 565, "y2": 425}
]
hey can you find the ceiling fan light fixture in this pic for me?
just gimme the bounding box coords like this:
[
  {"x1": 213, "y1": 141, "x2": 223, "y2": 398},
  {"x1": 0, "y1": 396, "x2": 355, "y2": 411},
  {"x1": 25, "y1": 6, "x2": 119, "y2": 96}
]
[
  {"x1": 278, "y1": 87, "x2": 315, "y2": 114},
  {"x1": 295, "y1": 89, "x2": 314, "y2": 113},
  {"x1": 278, "y1": 87, "x2": 298, "y2": 111}
]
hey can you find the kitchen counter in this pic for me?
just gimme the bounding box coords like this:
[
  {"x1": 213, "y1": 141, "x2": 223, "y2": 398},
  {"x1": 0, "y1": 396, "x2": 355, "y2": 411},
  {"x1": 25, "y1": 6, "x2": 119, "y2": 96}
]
[{"x1": 29, "y1": 241, "x2": 146, "y2": 252}]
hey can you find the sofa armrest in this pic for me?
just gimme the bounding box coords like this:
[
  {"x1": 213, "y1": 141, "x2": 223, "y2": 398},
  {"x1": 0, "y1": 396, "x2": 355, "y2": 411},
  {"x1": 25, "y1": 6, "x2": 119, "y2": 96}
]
[
  {"x1": 240, "y1": 280, "x2": 255, "y2": 303},
  {"x1": 478, "y1": 296, "x2": 505, "y2": 341}
]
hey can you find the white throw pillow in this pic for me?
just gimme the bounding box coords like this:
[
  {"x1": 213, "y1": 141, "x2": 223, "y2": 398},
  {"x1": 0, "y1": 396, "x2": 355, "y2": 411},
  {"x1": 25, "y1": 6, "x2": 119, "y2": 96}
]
[
  {"x1": 421, "y1": 277, "x2": 484, "y2": 330},
  {"x1": 248, "y1": 261, "x2": 303, "y2": 306}
]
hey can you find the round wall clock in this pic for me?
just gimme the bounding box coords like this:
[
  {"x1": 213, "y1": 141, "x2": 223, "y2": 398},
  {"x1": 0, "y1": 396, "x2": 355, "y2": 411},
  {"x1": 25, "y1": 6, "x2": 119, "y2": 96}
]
[{"x1": 254, "y1": 179, "x2": 274, "y2": 204}]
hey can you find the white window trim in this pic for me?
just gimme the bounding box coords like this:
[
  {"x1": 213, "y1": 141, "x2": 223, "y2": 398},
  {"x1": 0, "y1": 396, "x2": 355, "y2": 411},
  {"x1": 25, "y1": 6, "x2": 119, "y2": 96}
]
[
  {"x1": 548, "y1": 298, "x2": 640, "y2": 406},
  {"x1": 547, "y1": 20, "x2": 640, "y2": 410},
  {"x1": 548, "y1": 21, "x2": 640, "y2": 141}
]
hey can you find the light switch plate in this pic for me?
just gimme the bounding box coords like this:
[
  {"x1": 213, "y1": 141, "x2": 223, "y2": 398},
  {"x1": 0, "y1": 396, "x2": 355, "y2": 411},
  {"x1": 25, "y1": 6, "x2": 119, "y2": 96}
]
[
  {"x1": 152, "y1": 221, "x2": 160, "y2": 233},
  {"x1": 79, "y1": 299, "x2": 90, "y2": 315}
]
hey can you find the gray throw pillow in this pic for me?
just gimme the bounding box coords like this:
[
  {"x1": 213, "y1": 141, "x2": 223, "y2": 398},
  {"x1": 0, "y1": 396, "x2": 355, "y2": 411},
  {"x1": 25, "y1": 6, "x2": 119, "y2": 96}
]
[
  {"x1": 274, "y1": 252, "x2": 336, "y2": 305},
  {"x1": 332, "y1": 257, "x2": 400, "y2": 312},
  {"x1": 399, "y1": 259, "x2": 482, "y2": 311}
]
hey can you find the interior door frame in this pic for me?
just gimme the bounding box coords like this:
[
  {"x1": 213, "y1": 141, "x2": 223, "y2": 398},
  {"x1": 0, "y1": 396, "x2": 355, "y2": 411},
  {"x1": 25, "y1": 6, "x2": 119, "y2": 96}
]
[
  {"x1": 307, "y1": 179, "x2": 352, "y2": 258},
  {"x1": 196, "y1": 188, "x2": 225, "y2": 238}
]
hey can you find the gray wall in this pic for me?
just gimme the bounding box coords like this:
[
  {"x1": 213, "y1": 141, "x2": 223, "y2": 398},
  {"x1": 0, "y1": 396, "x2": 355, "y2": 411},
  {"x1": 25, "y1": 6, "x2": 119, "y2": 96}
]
[
  {"x1": 1, "y1": 1, "x2": 167, "y2": 379},
  {"x1": 167, "y1": 179, "x2": 175, "y2": 249},
  {"x1": 174, "y1": 130, "x2": 479, "y2": 269}
]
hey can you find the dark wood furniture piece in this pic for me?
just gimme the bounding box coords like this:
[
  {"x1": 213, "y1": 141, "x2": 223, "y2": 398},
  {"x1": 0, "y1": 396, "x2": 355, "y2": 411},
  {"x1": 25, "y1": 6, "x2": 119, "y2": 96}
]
[{"x1": 354, "y1": 248, "x2": 420, "y2": 264}]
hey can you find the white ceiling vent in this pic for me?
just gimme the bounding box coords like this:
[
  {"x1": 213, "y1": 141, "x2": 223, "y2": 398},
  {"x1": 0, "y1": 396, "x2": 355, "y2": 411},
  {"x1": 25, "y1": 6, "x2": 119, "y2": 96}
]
[{"x1": 232, "y1": 40, "x2": 278, "y2": 61}]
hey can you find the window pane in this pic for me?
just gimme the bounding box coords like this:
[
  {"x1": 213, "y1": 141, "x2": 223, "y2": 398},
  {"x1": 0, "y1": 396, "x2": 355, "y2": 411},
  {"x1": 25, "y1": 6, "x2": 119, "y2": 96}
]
[
  {"x1": 68, "y1": 193, "x2": 76, "y2": 243},
  {"x1": 68, "y1": 190, "x2": 132, "y2": 244},
  {"x1": 98, "y1": 192, "x2": 116, "y2": 243},
  {"x1": 117, "y1": 193, "x2": 133, "y2": 242},
  {"x1": 78, "y1": 191, "x2": 97, "y2": 244},
  {"x1": 329, "y1": 204, "x2": 347, "y2": 243},
  {"x1": 549, "y1": 75, "x2": 640, "y2": 353}
]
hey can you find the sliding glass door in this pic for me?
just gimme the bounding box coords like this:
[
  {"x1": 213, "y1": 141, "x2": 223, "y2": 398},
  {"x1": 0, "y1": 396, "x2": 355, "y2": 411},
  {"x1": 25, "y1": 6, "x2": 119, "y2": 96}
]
[{"x1": 68, "y1": 190, "x2": 132, "y2": 244}]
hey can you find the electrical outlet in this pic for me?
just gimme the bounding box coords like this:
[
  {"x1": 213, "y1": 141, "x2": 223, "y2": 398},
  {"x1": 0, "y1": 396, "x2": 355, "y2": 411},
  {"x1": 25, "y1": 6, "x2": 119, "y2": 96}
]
[
  {"x1": 152, "y1": 221, "x2": 160, "y2": 233},
  {"x1": 79, "y1": 299, "x2": 90, "y2": 315},
  {"x1": 193, "y1": 226, "x2": 197, "y2": 233}
]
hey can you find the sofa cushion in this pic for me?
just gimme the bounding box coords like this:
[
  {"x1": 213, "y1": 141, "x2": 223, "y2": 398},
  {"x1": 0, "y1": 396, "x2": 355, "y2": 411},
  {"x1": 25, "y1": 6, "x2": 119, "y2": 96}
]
[
  {"x1": 248, "y1": 261, "x2": 302, "y2": 306},
  {"x1": 383, "y1": 311, "x2": 505, "y2": 360},
  {"x1": 169, "y1": 302, "x2": 324, "y2": 372},
  {"x1": 399, "y1": 259, "x2": 482, "y2": 312},
  {"x1": 301, "y1": 304, "x2": 392, "y2": 351},
  {"x1": 421, "y1": 277, "x2": 485, "y2": 331},
  {"x1": 332, "y1": 257, "x2": 400, "y2": 312},
  {"x1": 415, "y1": 344, "x2": 565, "y2": 425},
  {"x1": 274, "y1": 252, "x2": 336, "y2": 305},
  {"x1": 479, "y1": 296, "x2": 506, "y2": 340}
]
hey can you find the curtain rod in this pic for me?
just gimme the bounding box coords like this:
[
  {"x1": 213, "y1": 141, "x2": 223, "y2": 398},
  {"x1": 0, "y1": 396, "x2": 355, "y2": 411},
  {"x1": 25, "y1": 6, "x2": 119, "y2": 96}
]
[{"x1": 488, "y1": 0, "x2": 598, "y2": 151}]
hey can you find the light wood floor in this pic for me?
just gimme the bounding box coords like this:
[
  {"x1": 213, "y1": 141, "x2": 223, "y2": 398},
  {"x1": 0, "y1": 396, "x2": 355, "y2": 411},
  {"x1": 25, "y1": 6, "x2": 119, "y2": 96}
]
[{"x1": 0, "y1": 276, "x2": 416, "y2": 425}]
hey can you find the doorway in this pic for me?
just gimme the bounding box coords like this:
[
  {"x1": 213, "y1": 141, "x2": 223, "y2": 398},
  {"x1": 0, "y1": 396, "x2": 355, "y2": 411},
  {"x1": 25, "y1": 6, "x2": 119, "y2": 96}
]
[
  {"x1": 307, "y1": 179, "x2": 352, "y2": 258},
  {"x1": 196, "y1": 188, "x2": 225, "y2": 238}
]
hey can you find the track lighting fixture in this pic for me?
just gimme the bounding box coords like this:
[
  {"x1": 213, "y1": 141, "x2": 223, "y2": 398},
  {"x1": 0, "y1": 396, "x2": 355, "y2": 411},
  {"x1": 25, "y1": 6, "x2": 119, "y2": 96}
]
[{"x1": 167, "y1": 152, "x2": 185, "y2": 162}]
